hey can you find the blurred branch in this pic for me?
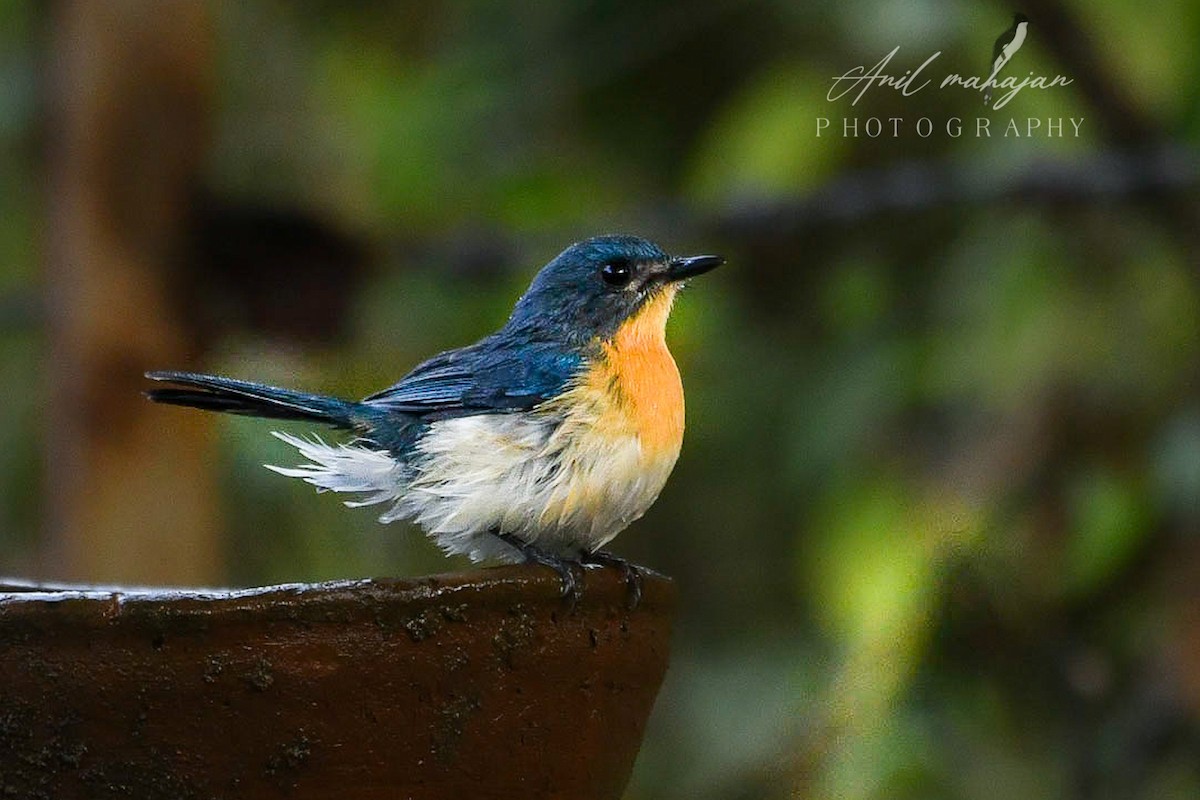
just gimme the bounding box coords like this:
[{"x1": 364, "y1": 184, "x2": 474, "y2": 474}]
[
  {"x1": 377, "y1": 146, "x2": 1200, "y2": 287},
  {"x1": 410, "y1": 147, "x2": 1200, "y2": 284},
  {"x1": 708, "y1": 145, "x2": 1200, "y2": 242}
]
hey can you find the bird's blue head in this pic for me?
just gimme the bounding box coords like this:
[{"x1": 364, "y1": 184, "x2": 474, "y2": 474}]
[{"x1": 504, "y1": 235, "x2": 723, "y2": 347}]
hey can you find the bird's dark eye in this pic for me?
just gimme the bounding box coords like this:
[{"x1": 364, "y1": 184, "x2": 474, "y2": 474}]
[{"x1": 600, "y1": 259, "x2": 633, "y2": 286}]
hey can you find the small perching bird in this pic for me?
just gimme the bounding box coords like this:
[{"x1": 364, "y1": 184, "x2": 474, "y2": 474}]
[
  {"x1": 984, "y1": 12, "x2": 1029, "y2": 107},
  {"x1": 146, "y1": 235, "x2": 722, "y2": 605}
]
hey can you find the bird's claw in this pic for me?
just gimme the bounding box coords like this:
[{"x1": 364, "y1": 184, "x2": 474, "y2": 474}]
[
  {"x1": 581, "y1": 550, "x2": 645, "y2": 610},
  {"x1": 496, "y1": 532, "x2": 584, "y2": 608},
  {"x1": 543, "y1": 556, "x2": 583, "y2": 608},
  {"x1": 494, "y1": 534, "x2": 648, "y2": 610}
]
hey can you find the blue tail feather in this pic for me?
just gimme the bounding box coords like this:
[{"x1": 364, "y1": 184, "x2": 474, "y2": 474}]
[{"x1": 144, "y1": 371, "x2": 360, "y2": 429}]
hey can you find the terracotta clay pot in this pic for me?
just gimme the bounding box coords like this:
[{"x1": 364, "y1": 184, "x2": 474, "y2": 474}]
[{"x1": 0, "y1": 566, "x2": 675, "y2": 799}]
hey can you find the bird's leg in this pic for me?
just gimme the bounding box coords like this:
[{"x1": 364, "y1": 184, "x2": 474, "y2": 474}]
[
  {"x1": 494, "y1": 531, "x2": 582, "y2": 608},
  {"x1": 579, "y1": 550, "x2": 644, "y2": 610}
]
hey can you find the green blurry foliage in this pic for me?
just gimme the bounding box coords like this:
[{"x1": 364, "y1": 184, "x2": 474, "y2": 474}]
[
  {"x1": 1064, "y1": 466, "x2": 1152, "y2": 598},
  {"x1": 688, "y1": 63, "x2": 847, "y2": 202}
]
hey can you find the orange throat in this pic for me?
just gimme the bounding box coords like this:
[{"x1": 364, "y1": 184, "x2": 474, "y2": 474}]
[{"x1": 597, "y1": 287, "x2": 685, "y2": 455}]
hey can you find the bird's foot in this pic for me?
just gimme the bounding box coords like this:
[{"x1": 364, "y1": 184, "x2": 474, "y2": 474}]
[
  {"x1": 580, "y1": 550, "x2": 644, "y2": 610},
  {"x1": 495, "y1": 532, "x2": 583, "y2": 608}
]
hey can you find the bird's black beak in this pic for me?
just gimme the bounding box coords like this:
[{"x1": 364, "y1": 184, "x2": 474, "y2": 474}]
[{"x1": 666, "y1": 254, "x2": 724, "y2": 281}]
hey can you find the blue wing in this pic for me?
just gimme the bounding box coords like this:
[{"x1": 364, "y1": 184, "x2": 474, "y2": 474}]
[{"x1": 363, "y1": 337, "x2": 583, "y2": 418}]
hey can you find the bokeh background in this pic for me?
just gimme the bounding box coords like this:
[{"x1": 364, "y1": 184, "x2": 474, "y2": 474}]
[{"x1": 3, "y1": 1, "x2": 1200, "y2": 797}]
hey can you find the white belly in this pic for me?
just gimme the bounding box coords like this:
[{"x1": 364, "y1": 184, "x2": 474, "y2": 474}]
[
  {"x1": 393, "y1": 411, "x2": 680, "y2": 562},
  {"x1": 267, "y1": 409, "x2": 680, "y2": 563}
]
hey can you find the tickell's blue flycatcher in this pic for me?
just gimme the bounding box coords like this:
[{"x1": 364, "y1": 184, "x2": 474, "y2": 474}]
[{"x1": 147, "y1": 235, "x2": 723, "y2": 605}]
